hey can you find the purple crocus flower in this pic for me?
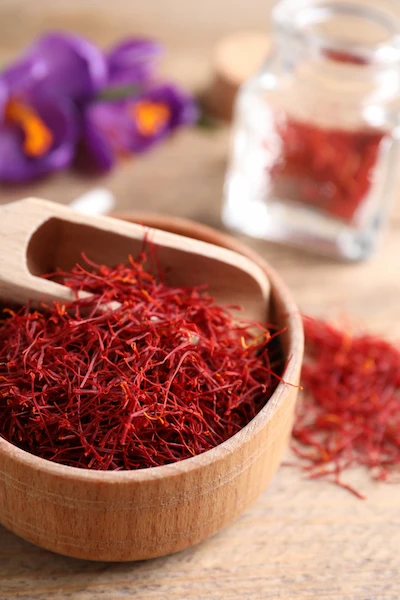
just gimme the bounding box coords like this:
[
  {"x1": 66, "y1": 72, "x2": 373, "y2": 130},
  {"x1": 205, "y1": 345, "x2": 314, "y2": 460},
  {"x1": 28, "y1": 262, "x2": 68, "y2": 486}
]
[
  {"x1": 0, "y1": 32, "x2": 198, "y2": 181},
  {"x1": 0, "y1": 31, "x2": 105, "y2": 182},
  {"x1": 82, "y1": 83, "x2": 199, "y2": 171},
  {"x1": 107, "y1": 38, "x2": 163, "y2": 88},
  {"x1": 2, "y1": 32, "x2": 107, "y2": 102},
  {"x1": 0, "y1": 84, "x2": 77, "y2": 182}
]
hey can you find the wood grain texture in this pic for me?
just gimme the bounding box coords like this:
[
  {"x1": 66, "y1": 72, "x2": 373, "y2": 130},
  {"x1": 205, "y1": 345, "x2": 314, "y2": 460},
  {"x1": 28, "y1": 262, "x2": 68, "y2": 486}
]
[{"x1": 1, "y1": 0, "x2": 400, "y2": 595}]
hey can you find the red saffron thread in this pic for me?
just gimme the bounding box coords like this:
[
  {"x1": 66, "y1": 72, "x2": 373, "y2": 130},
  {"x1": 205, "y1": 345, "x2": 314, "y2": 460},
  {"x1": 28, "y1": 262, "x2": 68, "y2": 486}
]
[
  {"x1": 0, "y1": 253, "x2": 284, "y2": 470},
  {"x1": 291, "y1": 316, "x2": 400, "y2": 498},
  {"x1": 268, "y1": 118, "x2": 386, "y2": 222}
]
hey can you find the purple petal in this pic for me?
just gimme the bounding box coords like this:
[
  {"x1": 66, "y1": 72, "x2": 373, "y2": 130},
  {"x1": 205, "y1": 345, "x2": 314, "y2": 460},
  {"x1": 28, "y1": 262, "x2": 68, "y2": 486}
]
[
  {"x1": 81, "y1": 83, "x2": 198, "y2": 171},
  {"x1": 0, "y1": 94, "x2": 77, "y2": 182},
  {"x1": 0, "y1": 79, "x2": 8, "y2": 116},
  {"x1": 82, "y1": 100, "x2": 136, "y2": 171},
  {"x1": 143, "y1": 83, "x2": 199, "y2": 128},
  {"x1": 2, "y1": 32, "x2": 107, "y2": 101},
  {"x1": 107, "y1": 38, "x2": 163, "y2": 86},
  {"x1": 125, "y1": 83, "x2": 198, "y2": 152}
]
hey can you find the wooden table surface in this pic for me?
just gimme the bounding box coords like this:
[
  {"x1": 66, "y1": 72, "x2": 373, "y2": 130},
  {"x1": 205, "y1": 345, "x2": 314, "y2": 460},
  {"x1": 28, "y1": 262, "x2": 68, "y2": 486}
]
[{"x1": 1, "y1": 1, "x2": 400, "y2": 598}]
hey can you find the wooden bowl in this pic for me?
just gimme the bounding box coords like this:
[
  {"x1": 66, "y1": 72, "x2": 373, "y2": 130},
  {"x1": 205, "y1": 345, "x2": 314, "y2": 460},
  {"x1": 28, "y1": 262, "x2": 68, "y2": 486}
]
[{"x1": 0, "y1": 214, "x2": 303, "y2": 562}]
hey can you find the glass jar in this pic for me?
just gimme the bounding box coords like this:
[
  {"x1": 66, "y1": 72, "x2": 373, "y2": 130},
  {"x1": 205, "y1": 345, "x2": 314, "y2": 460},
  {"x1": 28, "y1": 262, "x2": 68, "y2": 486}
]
[{"x1": 223, "y1": 0, "x2": 400, "y2": 260}]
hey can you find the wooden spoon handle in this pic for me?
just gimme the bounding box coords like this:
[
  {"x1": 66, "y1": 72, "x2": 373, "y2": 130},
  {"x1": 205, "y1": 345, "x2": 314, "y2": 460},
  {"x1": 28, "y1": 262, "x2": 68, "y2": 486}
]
[{"x1": 0, "y1": 199, "x2": 80, "y2": 305}]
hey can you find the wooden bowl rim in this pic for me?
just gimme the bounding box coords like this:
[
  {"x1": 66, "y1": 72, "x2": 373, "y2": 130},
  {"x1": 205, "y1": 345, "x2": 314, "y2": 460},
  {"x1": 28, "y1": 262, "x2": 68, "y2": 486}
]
[{"x1": 0, "y1": 213, "x2": 304, "y2": 484}]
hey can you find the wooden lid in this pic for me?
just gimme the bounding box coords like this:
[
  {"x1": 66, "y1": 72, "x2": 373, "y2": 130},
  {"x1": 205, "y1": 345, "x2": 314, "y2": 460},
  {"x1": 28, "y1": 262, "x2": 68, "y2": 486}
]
[{"x1": 205, "y1": 31, "x2": 271, "y2": 121}]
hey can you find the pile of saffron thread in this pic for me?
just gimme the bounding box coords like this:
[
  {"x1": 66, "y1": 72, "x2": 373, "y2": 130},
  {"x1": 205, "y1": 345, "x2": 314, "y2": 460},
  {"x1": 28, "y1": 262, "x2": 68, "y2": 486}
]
[
  {"x1": 293, "y1": 317, "x2": 400, "y2": 498},
  {"x1": 0, "y1": 253, "x2": 283, "y2": 470}
]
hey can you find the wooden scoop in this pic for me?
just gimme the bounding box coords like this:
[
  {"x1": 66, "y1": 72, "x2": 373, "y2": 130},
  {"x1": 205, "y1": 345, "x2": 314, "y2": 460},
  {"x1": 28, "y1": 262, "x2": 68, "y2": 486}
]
[{"x1": 0, "y1": 198, "x2": 271, "y2": 321}]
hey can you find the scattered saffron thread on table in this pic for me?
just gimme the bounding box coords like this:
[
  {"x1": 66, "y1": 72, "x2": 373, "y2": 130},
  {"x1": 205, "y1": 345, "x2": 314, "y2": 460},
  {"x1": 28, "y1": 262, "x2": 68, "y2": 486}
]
[
  {"x1": 291, "y1": 316, "x2": 400, "y2": 499},
  {"x1": 0, "y1": 253, "x2": 284, "y2": 470}
]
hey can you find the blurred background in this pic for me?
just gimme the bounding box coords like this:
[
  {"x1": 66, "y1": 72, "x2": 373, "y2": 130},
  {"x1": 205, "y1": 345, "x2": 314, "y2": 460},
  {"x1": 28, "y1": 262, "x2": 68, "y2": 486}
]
[
  {"x1": 0, "y1": 0, "x2": 279, "y2": 220},
  {"x1": 1, "y1": 0, "x2": 400, "y2": 329}
]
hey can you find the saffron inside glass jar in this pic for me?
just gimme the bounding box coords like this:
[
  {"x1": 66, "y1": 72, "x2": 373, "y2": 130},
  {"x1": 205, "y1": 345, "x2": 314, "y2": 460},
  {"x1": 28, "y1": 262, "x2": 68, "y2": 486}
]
[{"x1": 268, "y1": 116, "x2": 387, "y2": 223}]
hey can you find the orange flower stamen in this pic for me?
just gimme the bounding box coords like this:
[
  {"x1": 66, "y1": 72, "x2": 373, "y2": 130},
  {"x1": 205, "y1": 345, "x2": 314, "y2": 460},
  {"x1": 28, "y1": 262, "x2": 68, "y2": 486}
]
[
  {"x1": 132, "y1": 100, "x2": 170, "y2": 137},
  {"x1": 5, "y1": 100, "x2": 53, "y2": 157}
]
